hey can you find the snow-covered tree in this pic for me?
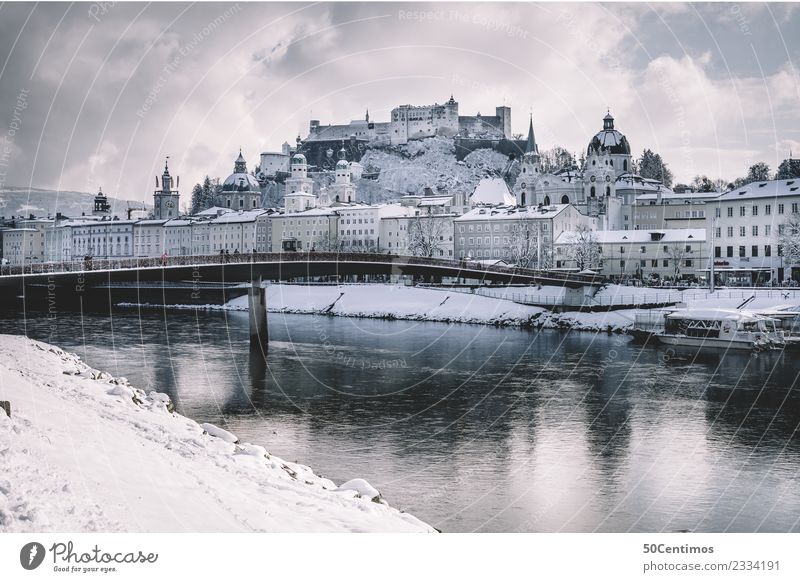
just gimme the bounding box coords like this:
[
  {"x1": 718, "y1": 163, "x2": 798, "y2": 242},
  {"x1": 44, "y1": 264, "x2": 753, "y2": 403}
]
[
  {"x1": 636, "y1": 149, "x2": 674, "y2": 187},
  {"x1": 691, "y1": 175, "x2": 718, "y2": 193},
  {"x1": 566, "y1": 225, "x2": 600, "y2": 271},
  {"x1": 665, "y1": 244, "x2": 688, "y2": 280},
  {"x1": 776, "y1": 158, "x2": 800, "y2": 180},
  {"x1": 777, "y1": 213, "x2": 800, "y2": 269},
  {"x1": 407, "y1": 215, "x2": 448, "y2": 258},
  {"x1": 314, "y1": 231, "x2": 341, "y2": 252}
]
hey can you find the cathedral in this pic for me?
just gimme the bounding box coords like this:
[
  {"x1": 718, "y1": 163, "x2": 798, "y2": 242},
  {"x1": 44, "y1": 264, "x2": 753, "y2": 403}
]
[
  {"x1": 512, "y1": 110, "x2": 671, "y2": 230},
  {"x1": 220, "y1": 150, "x2": 262, "y2": 210}
]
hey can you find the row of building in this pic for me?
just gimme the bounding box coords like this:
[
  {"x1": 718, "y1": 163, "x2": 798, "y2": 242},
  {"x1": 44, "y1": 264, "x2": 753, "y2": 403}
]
[{"x1": 3, "y1": 108, "x2": 799, "y2": 285}]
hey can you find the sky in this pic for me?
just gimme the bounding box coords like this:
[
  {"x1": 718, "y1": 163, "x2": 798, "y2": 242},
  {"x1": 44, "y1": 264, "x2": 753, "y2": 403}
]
[{"x1": 0, "y1": 1, "x2": 798, "y2": 202}]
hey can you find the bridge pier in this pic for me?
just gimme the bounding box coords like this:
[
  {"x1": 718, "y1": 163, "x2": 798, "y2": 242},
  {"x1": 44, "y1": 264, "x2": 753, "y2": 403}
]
[{"x1": 248, "y1": 276, "x2": 268, "y2": 348}]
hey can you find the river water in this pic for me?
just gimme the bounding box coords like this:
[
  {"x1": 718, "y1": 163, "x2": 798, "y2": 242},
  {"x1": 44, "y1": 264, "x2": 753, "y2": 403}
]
[{"x1": 3, "y1": 309, "x2": 799, "y2": 532}]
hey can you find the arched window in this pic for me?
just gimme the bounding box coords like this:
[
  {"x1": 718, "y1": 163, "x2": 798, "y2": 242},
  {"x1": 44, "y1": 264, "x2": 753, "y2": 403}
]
[
  {"x1": 592, "y1": 160, "x2": 596, "y2": 166},
  {"x1": 623, "y1": 160, "x2": 628, "y2": 171},
  {"x1": 521, "y1": 191, "x2": 526, "y2": 206},
  {"x1": 590, "y1": 186, "x2": 596, "y2": 197},
  {"x1": 606, "y1": 186, "x2": 611, "y2": 196},
  {"x1": 561, "y1": 195, "x2": 570, "y2": 204},
  {"x1": 543, "y1": 196, "x2": 550, "y2": 205}
]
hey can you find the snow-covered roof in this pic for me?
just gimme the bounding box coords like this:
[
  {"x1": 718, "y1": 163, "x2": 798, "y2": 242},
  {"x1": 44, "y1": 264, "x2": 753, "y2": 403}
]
[
  {"x1": 635, "y1": 191, "x2": 721, "y2": 203},
  {"x1": 717, "y1": 179, "x2": 800, "y2": 201},
  {"x1": 555, "y1": 228, "x2": 706, "y2": 245},
  {"x1": 469, "y1": 177, "x2": 515, "y2": 206},
  {"x1": 221, "y1": 172, "x2": 261, "y2": 193},
  {"x1": 455, "y1": 204, "x2": 570, "y2": 222},
  {"x1": 136, "y1": 219, "x2": 169, "y2": 226},
  {"x1": 277, "y1": 207, "x2": 337, "y2": 217},
  {"x1": 209, "y1": 210, "x2": 267, "y2": 224},
  {"x1": 614, "y1": 173, "x2": 670, "y2": 193},
  {"x1": 665, "y1": 308, "x2": 770, "y2": 323},
  {"x1": 194, "y1": 206, "x2": 233, "y2": 216}
]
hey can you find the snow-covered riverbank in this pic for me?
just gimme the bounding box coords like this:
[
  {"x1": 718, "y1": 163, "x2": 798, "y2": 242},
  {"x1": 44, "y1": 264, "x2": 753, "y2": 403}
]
[
  {"x1": 0, "y1": 335, "x2": 435, "y2": 533},
  {"x1": 120, "y1": 284, "x2": 800, "y2": 334}
]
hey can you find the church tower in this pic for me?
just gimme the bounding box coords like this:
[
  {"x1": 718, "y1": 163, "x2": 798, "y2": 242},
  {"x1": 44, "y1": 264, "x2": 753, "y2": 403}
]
[
  {"x1": 514, "y1": 114, "x2": 540, "y2": 207},
  {"x1": 92, "y1": 187, "x2": 111, "y2": 216},
  {"x1": 283, "y1": 152, "x2": 316, "y2": 213},
  {"x1": 329, "y1": 146, "x2": 357, "y2": 204},
  {"x1": 153, "y1": 158, "x2": 180, "y2": 219}
]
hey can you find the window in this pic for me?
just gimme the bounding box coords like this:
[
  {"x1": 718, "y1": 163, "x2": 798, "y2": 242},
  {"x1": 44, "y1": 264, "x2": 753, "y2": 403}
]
[
  {"x1": 651, "y1": 259, "x2": 658, "y2": 268},
  {"x1": 765, "y1": 225, "x2": 771, "y2": 236},
  {"x1": 794, "y1": 203, "x2": 799, "y2": 214},
  {"x1": 752, "y1": 205, "x2": 758, "y2": 216},
  {"x1": 726, "y1": 246, "x2": 733, "y2": 257},
  {"x1": 779, "y1": 204, "x2": 785, "y2": 214},
  {"x1": 715, "y1": 227, "x2": 722, "y2": 238},
  {"x1": 766, "y1": 204, "x2": 772, "y2": 215},
  {"x1": 727, "y1": 207, "x2": 733, "y2": 217},
  {"x1": 714, "y1": 246, "x2": 721, "y2": 258},
  {"x1": 620, "y1": 260, "x2": 625, "y2": 268},
  {"x1": 740, "y1": 206, "x2": 746, "y2": 217},
  {"x1": 753, "y1": 225, "x2": 758, "y2": 236},
  {"x1": 640, "y1": 246, "x2": 646, "y2": 253},
  {"x1": 727, "y1": 226, "x2": 734, "y2": 237},
  {"x1": 715, "y1": 207, "x2": 721, "y2": 218},
  {"x1": 640, "y1": 259, "x2": 646, "y2": 267},
  {"x1": 740, "y1": 226, "x2": 746, "y2": 237},
  {"x1": 765, "y1": 245, "x2": 772, "y2": 257},
  {"x1": 739, "y1": 246, "x2": 746, "y2": 257}
]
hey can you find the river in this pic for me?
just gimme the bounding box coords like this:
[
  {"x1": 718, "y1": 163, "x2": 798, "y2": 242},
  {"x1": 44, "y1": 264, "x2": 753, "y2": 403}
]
[{"x1": 3, "y1": 308, "x2": 799, "y2": 532}]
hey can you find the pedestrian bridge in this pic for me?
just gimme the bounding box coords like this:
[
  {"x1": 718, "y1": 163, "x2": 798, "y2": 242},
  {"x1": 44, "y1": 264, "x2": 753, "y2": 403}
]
[{"x1": 0, "y1": 252, "x2": 601, "y2": 292}]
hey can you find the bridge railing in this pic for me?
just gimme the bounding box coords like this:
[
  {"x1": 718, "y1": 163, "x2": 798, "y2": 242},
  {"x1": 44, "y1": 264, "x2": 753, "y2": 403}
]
[{"x1": 0, "y1": 252, "x2": 599, "y2": 284}]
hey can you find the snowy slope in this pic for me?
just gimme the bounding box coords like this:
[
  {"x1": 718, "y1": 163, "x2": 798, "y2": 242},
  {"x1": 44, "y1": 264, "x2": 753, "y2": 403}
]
[
  {"x1": 0, "y1": 186, "x2": 147, "y2": 218},
  {"x1": 359, "y1": 137, "x2": 510, "y2": 196},
  {"x1": 0, "y1": 336, "x2": 435, "y2": 533}
]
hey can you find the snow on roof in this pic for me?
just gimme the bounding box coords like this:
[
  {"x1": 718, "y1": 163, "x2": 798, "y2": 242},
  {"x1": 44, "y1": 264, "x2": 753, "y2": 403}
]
[
  {"x1": 717, "y1": 179, "x2": 800, "y2": 201},
  {"x1": 209, "y1": 210, "x2": 268, "y2": 224},
  {"x1": 277, "y1": 207, "x2": 337, "y2": 217},
  {"x1": 555, "y1": 228, "x2": 706, "y2": 245},
  {"x1": 455, "y1": 204, "x2": 570, "y2": 222},
  {"x1": 194, "y1": 206, "x2": 233, "y2": 216},
  {"x1": 665, "y1": 308, "x2": 770, "y2": 323},
  {"x1": 614, "y1": 173, "x2": 669, "y2": 192},
  {"x1": 469, "y1": 177, "x2": 515, "y2": 206},
  {"x1": 635, "y1": 191, "x2": 721, "y2": 203}
]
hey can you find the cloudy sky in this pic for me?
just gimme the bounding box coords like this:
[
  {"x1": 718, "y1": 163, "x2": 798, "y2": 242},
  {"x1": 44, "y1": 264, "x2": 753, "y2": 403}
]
[{"x1": 0, "y1": 1, "x2": 798, "y2": 202}]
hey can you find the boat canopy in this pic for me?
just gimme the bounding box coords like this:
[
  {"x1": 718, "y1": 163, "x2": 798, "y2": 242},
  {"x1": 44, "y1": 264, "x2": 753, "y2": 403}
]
[{"x1": 665, "y1": 309, "x2": 773, "y2": 323}]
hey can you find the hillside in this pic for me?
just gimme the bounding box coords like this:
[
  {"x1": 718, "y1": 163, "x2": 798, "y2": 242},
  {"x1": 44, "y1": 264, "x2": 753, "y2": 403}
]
[
  {"x1": 358, "y1": 137, "x2": 515, "y2": 199},
  {"x1": 0, "y1": 186, "x2": 148, "y2": 219}
]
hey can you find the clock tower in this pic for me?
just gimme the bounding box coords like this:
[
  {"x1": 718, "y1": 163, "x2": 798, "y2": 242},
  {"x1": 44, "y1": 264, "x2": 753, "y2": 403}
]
[{"x1": 153, "y1": 158, "x2": 180, "y2": 219}]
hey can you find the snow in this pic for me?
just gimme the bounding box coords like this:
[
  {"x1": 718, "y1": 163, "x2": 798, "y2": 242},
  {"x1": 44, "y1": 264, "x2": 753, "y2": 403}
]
[
  {"x1": 469, "y1": 177, "x2": 515, "y2": 206},
  {"x1": 0, "y1": 335, "x2": 435, "y2": 533},
  {"x1": 200, "y1": 423, "x2": 239, "y2": 443}
]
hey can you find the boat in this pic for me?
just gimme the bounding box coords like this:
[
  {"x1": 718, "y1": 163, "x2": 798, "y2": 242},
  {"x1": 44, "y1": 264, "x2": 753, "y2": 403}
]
[
  {"x1": 753, "y1": 305, "x2": 800, "y2": 349},
  {"x1": 633, "y1": 308, "x2": 783, "y2": 350}
]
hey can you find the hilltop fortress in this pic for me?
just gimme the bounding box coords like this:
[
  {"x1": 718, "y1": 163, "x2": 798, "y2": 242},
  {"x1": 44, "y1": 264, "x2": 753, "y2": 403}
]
[{"x1": 305, "y1": 95, "x2": 511, "y2": 146}]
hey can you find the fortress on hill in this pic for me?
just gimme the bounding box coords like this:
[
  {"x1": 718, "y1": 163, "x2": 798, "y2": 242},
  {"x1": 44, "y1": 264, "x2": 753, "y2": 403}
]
[{"x1": 304, "y1": 95, "x2": 511, "y2": 146}]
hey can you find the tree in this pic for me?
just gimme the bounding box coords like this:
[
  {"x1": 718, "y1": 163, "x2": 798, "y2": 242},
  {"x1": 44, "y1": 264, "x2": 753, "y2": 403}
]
[
  {"x1": 777, "y1": 213, "x2": 800, "y2": 271},
  {"x1": 745, "y1": 162, "x2": 771, "y2": 183},
  {"x1": 509, "y1": 221, "x2": 551, "y2": 269},
  {"x1": 189, "y1": 183, "x2": 204, "y2": 214},
  {"x1": 691, "y1": 175, "x2": 718, "y2": 193},
  {"x1": 314, "y1": 231, "x2": 341, "y2": 252},
  {"x1": 665, "y1": 244, "x2": 688, "y2": 280},
  {"x1": 566, "y1": 225, "x2": 600, "y2": 271},
  {"x1": 776, "y1": 158, "x2": 800, "y2": 180},
  {"x1": 636, "y1": 149, "x2": 674, "y2": 187},
  {"x1": 539, "y1": 146, "x2": 575, "y2": 174},
  {"x1": 407, "y1": 215, "x2": 448, "y2": 258}
]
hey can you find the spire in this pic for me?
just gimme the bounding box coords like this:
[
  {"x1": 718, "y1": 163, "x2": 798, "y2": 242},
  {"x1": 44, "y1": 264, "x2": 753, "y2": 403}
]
[
  {"x1": 365, "y1": 109, "x2": 369, "y2": 123},
  {"x1": 525, "y1": 112, "x2": 538, "y2": 155},
  {"x1": 234, "y1": 148, "x2": 247, "y2": 173}
]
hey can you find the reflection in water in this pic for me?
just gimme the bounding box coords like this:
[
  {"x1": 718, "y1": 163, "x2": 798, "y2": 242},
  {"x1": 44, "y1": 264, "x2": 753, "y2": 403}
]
[{"x1": 2, "y1": 309, "x2": 799, "y2": 533}]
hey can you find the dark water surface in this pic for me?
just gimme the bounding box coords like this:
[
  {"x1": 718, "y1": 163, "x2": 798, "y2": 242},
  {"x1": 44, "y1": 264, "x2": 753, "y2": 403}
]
[{"x1": 3, "y1": 309, "x2": 799, "y2": 532}]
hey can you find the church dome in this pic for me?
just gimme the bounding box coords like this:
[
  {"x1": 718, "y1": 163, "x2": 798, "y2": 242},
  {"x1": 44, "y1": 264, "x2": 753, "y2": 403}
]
[
  {"x1": 221, "y1": 172, "x2": 261, "y2": 192},
  {"x1": 336, "y1": 159, "x2": 349, "y2": 170},
  {"x1": 221, "y1": 150, "x2": 260, "y2": 192},
  {"x1": 292, "y1": 153, "x2": 307, "y2": 165},
  {"x1": 587, "y1": 112, "x2": 630, "y2": 155}
]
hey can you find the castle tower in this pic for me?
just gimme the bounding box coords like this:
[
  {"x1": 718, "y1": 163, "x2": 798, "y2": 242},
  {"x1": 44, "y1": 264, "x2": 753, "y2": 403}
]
[{"x1": 153, "y1": 158, "x2": 180, "y2": 219}]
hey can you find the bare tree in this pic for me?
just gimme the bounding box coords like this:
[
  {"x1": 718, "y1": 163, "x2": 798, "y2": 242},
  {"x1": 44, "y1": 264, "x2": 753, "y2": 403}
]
[
  {"x1": 314, "y1": 231, "x2": 341, "y2": 252},
  {"x1": 407, "y1": 215, "x2": 448, "y2": 258},
  {"x1": 665, "y1": 243, "x2": 688, "y2": 280},
  {"x1": 778, "y1": 212, "x2": 800, "y2": 271},
  {"x1": 509, "y1": 222, "x2": 551, "y2": 269},
  {"x1": 566, "y1": 225, "x2": 600, "y2": 271}
]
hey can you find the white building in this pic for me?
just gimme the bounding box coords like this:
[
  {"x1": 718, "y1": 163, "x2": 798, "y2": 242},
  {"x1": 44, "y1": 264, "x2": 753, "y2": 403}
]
[
  {"x1": 270, "y1": 207, "x2": 338, "y2": 252},
  {"x1": 554, "y1": 228, "x2": 707, "y2": 280},
  {"x1": 66, "y1": 218, "x2": 135, "y2": 260},
  {"x1": 453, "y1": 204, "x2": 593, "y2": 265},
  {"x1": 133, "y1": 219, "x2": 168, "y2": 258},
  {"x1": 706, "y1": 179, "x2": 800, "y2": 285}
]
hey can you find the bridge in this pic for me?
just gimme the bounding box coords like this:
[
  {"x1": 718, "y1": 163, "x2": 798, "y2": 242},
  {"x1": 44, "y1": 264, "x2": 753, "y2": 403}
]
[{"x1": 0, "y1": 252, "x2": 603, "y2": 346}]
